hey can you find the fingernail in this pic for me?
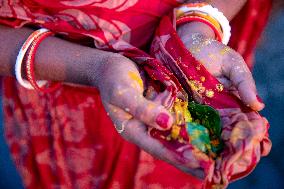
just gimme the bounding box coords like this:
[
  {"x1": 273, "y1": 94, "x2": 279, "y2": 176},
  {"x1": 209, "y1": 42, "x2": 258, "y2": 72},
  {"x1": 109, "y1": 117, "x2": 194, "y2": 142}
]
[
  {"x1": 256, "y1": 95, "x2": 265, "y2": 110},
  {"x1": 256, "y1": 95, "x2": 264, "y2": 103},
  {"x1": 155, "y1": 113, "x2": 170, "y2": 129}
]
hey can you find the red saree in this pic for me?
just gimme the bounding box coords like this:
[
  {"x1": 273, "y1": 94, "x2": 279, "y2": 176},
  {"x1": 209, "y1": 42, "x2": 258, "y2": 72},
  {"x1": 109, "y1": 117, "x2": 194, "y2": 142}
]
[{"x1": 0, "y1": 0, "x2": 272, "y2": 188}]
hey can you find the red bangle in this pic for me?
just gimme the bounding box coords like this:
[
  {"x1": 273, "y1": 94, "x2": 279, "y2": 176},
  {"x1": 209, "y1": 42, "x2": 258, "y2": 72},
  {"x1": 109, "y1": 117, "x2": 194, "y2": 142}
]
[
  {"x1": 25, "y1": 31, "x2": 61, "y2": 93},
  {"x1": 176, "y1": 15, "x2": 223, "y2": 43}
]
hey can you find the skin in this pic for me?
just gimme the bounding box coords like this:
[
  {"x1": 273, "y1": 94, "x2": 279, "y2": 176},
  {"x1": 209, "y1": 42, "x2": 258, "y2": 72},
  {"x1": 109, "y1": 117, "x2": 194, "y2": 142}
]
[
  {"x1": 178, "y1": 0, "x2": 264, "y2": 111},
  {"x1": 185, "y1": 0, "x2": 247, "y2": 20},
  {"x1": 0, "y1": 0, "x2": 265, "y2": 178}
]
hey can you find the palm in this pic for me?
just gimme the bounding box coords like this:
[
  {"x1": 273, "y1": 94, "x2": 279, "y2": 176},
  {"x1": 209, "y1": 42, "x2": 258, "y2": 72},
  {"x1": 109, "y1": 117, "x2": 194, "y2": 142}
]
[
  {"x1": 181, "y1": 35, "x2": 264, "y2": 111},
  {"x1": 96, "y1": 55, "x2": 208, "y2": 178}
]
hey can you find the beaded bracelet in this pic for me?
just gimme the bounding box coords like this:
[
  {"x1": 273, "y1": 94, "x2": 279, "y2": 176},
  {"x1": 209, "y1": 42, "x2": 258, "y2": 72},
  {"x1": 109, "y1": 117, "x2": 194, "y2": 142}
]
[
  {"x1": 25, "y1": 31, "x2": 61, "y2": 93},
  {"x1": 15, "y1": 28, "x2": 49, "y2": 89}
]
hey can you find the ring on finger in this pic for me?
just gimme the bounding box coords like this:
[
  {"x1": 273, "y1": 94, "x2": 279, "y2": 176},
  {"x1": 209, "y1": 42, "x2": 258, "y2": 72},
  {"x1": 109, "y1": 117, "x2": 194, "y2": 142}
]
[{"x1": 115, "y1": 119, "x2": 130, "y2": 134}]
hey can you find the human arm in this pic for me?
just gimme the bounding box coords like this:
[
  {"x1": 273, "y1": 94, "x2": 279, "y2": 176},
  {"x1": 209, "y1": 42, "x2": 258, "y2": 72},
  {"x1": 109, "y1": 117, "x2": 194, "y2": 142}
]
[
  {"x1": 178, "y1": 0, "x2": 247, "y2": 40},
  {"x1": 0, "y1": 24, "x2": 110, "y2": 85},
  {"x1": 1, "y1": 24, "x2": 211, "y2": 177},
  {"x1": 177, "y1": 0, "x2": 265, "y2": 111}
]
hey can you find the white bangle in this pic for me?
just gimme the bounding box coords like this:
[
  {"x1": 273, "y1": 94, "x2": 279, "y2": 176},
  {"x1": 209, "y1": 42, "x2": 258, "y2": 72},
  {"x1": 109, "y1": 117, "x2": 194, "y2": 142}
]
[
  {"x1": 15, "y1": 28, "x2": 49, "y2": 89},
  {"x1": 178, "y1": 5, "x2": 231, "y2": 45}
]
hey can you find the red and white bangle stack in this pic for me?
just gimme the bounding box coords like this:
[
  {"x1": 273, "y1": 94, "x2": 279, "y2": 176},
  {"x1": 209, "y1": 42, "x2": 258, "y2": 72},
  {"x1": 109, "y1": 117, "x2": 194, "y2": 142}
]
[
  {"x1": 176, "y1": 2, "x2": 231, "y2": 45},
  {"x1": 15, "y1": 28, "x2": 61, "y2": 93}
]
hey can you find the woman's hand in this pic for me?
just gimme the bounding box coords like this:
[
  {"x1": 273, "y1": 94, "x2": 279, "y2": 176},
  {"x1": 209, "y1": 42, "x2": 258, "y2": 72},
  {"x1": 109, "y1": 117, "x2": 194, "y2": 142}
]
[
  {"x1": 177, "y1": 23, "x2": 264, "y2": 111},
  {"x1": 95, "y1": 54, "x2": 174, "y2": 131},
  {"x1": 0, "y1": 25, "x2": 208, "y2": 177},
  {"x1": 93, "y1": 54, "x2": 209, "y2": 178}
]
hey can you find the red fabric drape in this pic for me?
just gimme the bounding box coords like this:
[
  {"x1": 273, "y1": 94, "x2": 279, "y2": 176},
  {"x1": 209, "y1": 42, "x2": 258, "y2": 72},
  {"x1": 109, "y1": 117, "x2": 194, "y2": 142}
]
[{"x1": 0, "y1": 0, "x2": 272, "y2": 188}]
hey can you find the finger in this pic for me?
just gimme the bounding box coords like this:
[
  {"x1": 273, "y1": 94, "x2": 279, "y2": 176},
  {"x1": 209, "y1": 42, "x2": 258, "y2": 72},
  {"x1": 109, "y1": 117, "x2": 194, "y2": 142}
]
[
  {"x1": 120, "y1": 118, "x2": 207, "y2": 179},
  {"x1": 217, "y1": 76, "x2": 243, "y2": 99},
  {"x1": 105, "y1": 105, "x2": 209, "y2": 178},
  {"x1": 222, "y1": 57, "x2": 265, "y2": 111},
  {"x1": 216, "y1": 76, "x2": 233, "y2": 90},
  {"x1": 108, "y1": 85, "x2": 174, "y2": 130},
  {"x1": 104, "y1": 104, "x2": 133, "y2": 133},
  {"x1": 152, "y1": 88, "x2": 174, "y2": 108}
]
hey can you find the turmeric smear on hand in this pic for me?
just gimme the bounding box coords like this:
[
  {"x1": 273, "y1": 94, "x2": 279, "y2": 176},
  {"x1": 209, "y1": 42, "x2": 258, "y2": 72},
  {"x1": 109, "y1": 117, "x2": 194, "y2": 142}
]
[{"x1": 128, "y1": 71, "x2": 143, "y2": 89}]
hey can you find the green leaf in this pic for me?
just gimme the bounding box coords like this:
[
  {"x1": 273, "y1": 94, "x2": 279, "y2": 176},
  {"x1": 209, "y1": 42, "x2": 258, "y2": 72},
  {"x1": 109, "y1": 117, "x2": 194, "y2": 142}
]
[{"x1": 187, "y1": 102, "x2": 223, "y2": 155}]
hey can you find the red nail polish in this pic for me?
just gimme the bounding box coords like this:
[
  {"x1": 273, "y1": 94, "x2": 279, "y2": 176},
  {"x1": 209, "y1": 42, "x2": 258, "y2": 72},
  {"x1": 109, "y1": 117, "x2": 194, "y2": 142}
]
[
  {"x1": 256, "y1": 95, "x2": 264, "y2": 103},
  {"x1": 156, "y1": 113, "x2": 169, "y2": 129}
]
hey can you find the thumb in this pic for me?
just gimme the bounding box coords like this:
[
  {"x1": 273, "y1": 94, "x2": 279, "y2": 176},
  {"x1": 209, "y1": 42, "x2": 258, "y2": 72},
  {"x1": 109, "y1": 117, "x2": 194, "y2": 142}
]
[{"x1": 222, "y1": 58, "x2": 265, "y2": 111}]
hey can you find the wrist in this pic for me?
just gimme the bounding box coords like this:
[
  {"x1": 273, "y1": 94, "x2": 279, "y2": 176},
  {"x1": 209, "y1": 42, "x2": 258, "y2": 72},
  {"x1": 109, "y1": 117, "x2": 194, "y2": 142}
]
[
  {"x1": 90, "y1": 52, "x2": 125, "y2": 90},
  {"x1": 177, "y1": 21, "x2": 215, "y2": 46},
  {"x1": 183, "y1": 0, "x2": 247, "y2": 21},
  {"x1": 35, "y1": 36, "x2": 88, "y2": 84},
  {"x1": 34, "y1": 35, "x2": 112, "y2": 88}
]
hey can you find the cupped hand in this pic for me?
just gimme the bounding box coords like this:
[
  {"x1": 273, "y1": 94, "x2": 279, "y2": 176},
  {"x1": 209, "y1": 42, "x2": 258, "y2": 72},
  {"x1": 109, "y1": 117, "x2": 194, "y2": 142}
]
[
  {"x1": 94, "y1": 54, "x2": 209, "y2": 178},
  {"x1": 178, "y1": 30, "x2": 264, "y2": 111},
  {"x1": 96, "y1": 54, "x2": 174, "y2": 131}
]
